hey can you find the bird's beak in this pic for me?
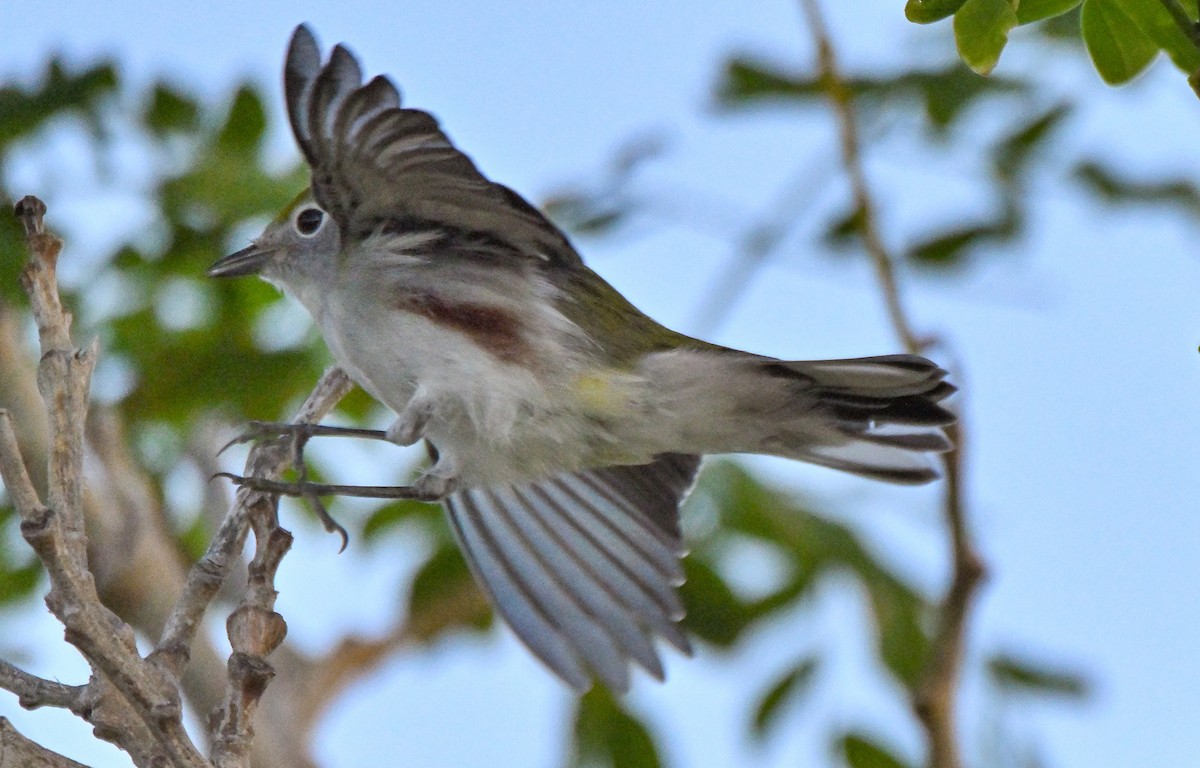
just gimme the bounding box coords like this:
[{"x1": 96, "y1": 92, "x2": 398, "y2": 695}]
[{"x1": 207, "y1": 244, "x2": 273, "y2": 278}]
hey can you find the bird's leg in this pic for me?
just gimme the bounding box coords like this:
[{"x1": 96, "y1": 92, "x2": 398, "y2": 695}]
[
  {"x1": 216, "y1": 474, "x2": 447, "y2": 503},
  {"x1": 216, "y1": 413, "x2": 453, "y2": 549},
  {"x1": 385, "y1": 391, "x2": 435, "y2": 447},
  {"x1": 411, "y1": 448, "x2": 460, "y2": 499},
  {"x1": 215, "y1": 471, "x2": 447, "y2": 552}
]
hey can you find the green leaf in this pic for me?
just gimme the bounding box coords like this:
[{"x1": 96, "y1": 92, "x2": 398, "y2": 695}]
[
  {"x1": 216, "y1": 85, "x2": 268, "y2": 153},
  {"x1": 823, "y1": 202, "x2": 867, "y2": 250},
  {"x1": 0, "y1": 58, "x2": 118, "y2": 147},
  {"x1": 900, "y1": 66, "x2": 1028, "y2": 129},
  {"x1": 715, "y1": 58, "x2": 816, "y2": 105},
  {"x1": 715, "y1": 58, "x2": 1029, "y2": 132},
  {"x1": 1073, "y1": 159, "x2": 1200, "y2": 214},
  {"x1": 566, "y1": 687, "x2": 663, "y2": 768},
  {"x1": 1081, "y1": 0, "x2": 1160, "y2": 83},
  {"x1": 906, "y1": 0, "x2": 969, "y2": 23},
  {"x1": 904, "y1": 208, "x2": 1019, "y2": 267},
  {"x1": 993, "y1": 103, "x2": 1072, "y2": 181},
  {"x1": 839, "y1": 732, "x2": 912, "y2": 768},
  {"x1": 0, "y1": 558, "x2": 41, "y2": 606},
  {"x1": 954, "y1": 0, "x2": 1020, "y2": 75},
  {"x1": 678, "y1": 556, "x2": 752, "y2": 647},
  {"x1": 1036, "y1": 3, "x2": 1088, "y2": 37},
  {"x1": 0, "y1": 211, "x2": 28, "y2": 302},
  {"x1": 404, "y1": 541, "x2": 491, "y2": 642},
  {"x1": 1107, "y1": 0, "x2": 1200, "y2": 74},
  {"x1": 144, "y1": 83, "x2": 201, "y2": 135},
  {"x1": 177, "y1": 512, "x2": 211, "y2": 562},
  {"x1": 988, "y1": 652, "x2": 1091, "y2": 699},
  {"x1": 1017, "y1": 0, "x2": 1083, "y2": 24},
  {"x1": 695, "y1": 461, "x2": 931, "y2": 688},
  {"x1": 864, "y1": 577, "x2": 930, "y2": 689},
  {"x1": 750, "y1": 657, "x2": 819, "y2": 741},
  {"x1": 362, "y1": 498, "x2": 432, "y2": 541},
  {"x1": 542, "y1": 192, "x2": 631, "y2": 237}
]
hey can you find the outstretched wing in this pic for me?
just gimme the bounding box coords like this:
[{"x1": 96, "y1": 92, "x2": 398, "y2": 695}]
[
  {"x1": 283, "y1": 25, "x2": 577, "y2": 263},
  {"x1": 442, "y1": 453, "x2": 702, "y2": 692}
]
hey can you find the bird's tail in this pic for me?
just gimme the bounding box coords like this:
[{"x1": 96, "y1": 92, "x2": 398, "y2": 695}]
[
  {"x1": 766, "y1": 354, "x2": 956, "y2": 483},
  {"x1": 649, "y1": 352, "x2": 956, "y2": 484}
]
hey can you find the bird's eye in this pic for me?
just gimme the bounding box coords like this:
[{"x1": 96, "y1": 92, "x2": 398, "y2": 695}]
[{"x1": 294, "y1": 207, "x2": 325, "y2": 236}]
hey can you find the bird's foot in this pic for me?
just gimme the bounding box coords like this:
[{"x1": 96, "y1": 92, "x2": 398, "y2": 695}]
[
  {"x1": 219, "y1": 420, "x2": 389, "y2": 456},
  {"x1": 214, "y1": 473, "x2": 448, "y2": 552}
]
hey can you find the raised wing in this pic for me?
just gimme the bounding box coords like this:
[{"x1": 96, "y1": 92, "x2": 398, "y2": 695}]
[
  {"x1": 443, "y1": 454, "x2": 701, "y2": 692},
  {"x1": 283, "y1": 25, "x2": 578, "y2": 264}
]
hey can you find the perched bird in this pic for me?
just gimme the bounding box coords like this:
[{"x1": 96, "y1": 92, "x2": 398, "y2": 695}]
[{"x1": 208, "y1": 25, "x2": 955, "y2": 693}]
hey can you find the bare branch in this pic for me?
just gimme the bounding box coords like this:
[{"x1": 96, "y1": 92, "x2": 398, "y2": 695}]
[
  {"x1": 191, "y1": 368, "x2": 351, "y2": 768},
  {"x1": 153, "y1": 369, "x2": 351, "y2": 681},
  {"x1": 0, "y1": 717, "x2": 91, "y2": 768},
  {"x1": 0, "y1": 661, "x2": 82, "y2": 711},
  {"x1": 0, "y1": 412, "x2": 42, "y2": 517},
  {"x1": 912, "y1": 419, "x2": 986, "y2": 768},
  {"x1": 795, "y1": 7, "x2": 987, "y2": 768},
  {"x1": 2, "y1": 197, "x2": 207, "y2": 768},
  {"x1": 797, "y1": 4, "x2": 927, "y2": 353}
]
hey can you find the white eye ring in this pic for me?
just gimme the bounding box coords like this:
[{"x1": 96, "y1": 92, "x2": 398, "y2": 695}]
[{"x1": 293, "y1": 206, "x2": 326, "y2": 237}]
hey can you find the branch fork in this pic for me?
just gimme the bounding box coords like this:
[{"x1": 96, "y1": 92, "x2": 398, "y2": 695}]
[{"x1": 0, "y1": 197, "x2": 351, "y2": 768}]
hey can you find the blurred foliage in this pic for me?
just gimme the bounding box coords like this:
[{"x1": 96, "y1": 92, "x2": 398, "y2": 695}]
[
  {"x1": 839, "y1": 731, "x2": 914, "y2": 768},
  {"x1": 0, "y1": 57, "x2": 116, "y2": 149},
  {"x1": 714, "y1": 59, "x2": 1029, "y2": 131},
  {"x1": 0, "y1": 59, "x2": 117, "y2": 300},
  {"x1": 749, "y1": 656, "x2": 819, "y2": 741},
  {"x1": 0, "y1": 62, "x2": 328, "y2": 602},
  {"x1": 567, "y1": 687, "x2": 664, "y2": 768},
  {"x1": 536, "y1": 8, "x2": 1155, "y2": 765},
  {"x1": 1073, "y1": 159, "x2": 1200, "y2": 215},
  {"x1": 552, "y1": 52, "x2": 1073, "y2": 279},
  {"x1": 987, "y1": 652, "x2": 1090, "y2": 699}
]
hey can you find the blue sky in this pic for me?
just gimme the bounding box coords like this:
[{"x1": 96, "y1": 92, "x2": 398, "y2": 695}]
[{"x1": 2, "y1": 1, "x2": 1199, "y2": 766}]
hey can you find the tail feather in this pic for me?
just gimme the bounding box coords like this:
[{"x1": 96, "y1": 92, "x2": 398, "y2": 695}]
[
  {"x1": 802, "y1": 440, "x2": 941, "y2": 485},
  {"x1": 642, "y1": 350, "x2": 956, "y2": 484},
  {"x1": 778, "y1": 354, "x2": 955, "y2": 483}
]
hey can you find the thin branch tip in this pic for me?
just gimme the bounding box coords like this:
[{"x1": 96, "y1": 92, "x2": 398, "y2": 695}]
[{"x1": 14, "y1": 195, "x2": 47, "y2": 236}]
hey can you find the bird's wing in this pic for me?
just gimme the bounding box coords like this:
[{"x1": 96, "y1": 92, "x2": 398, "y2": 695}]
[
  {"x1": 283, "y1": 25, "x2": 578, "y2": 263},
  {"x1": 442, "y1": 453, "x2": 701, "y2": 692}
]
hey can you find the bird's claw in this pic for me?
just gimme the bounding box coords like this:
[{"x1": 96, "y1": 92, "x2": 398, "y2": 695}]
[
  {"x1": 218, "y1": 421, "x2": 390, "y2": 457},
  {"x1": 212, "y1": 471, "x2": 350, "y2": 551},
  {"x1": 219, "y1": 420, "x2": 303, "y2": 456},
  {"x1": 211, "y1": 471, "x2": 447, "y2": 551}
]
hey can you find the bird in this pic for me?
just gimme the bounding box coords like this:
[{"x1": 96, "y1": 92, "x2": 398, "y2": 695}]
[{"x1": 207, "y1": 24, "x2": 956, "y2": 693}]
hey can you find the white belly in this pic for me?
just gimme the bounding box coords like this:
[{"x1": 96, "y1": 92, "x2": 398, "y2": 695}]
[{"x1": 313, "y1": 290, "x2": 611, "y2": 486}]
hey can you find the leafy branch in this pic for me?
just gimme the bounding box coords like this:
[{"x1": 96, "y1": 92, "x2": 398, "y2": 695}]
[{"x1": 906, "y1": 0, "x2": 1200, "y2": 94}]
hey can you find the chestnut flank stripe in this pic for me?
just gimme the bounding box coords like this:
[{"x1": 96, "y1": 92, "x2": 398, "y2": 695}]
[{"x1": 397, "y1": 295, "x2": 527, "y2": 363}]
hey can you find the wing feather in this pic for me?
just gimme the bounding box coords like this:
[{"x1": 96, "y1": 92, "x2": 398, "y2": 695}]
[
  {"x1": 442, "y1": 454, "x2": 701, "y2": 690},
  {"x1": 281, "y1": 24, "x2": 578, "y2": 264},
  {"x1": 445, "y1": 492, "x2": 592, "y2": 691}
]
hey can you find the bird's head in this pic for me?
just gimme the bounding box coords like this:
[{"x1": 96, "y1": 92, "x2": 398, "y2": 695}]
[{"x1": 208, "y1": 188, "x2": 342, "y2": 292}]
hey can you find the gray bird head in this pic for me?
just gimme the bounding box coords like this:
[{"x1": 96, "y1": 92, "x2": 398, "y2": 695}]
[{"x1": 208, "y1": 189, "x2": 342, "y2": 299}]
